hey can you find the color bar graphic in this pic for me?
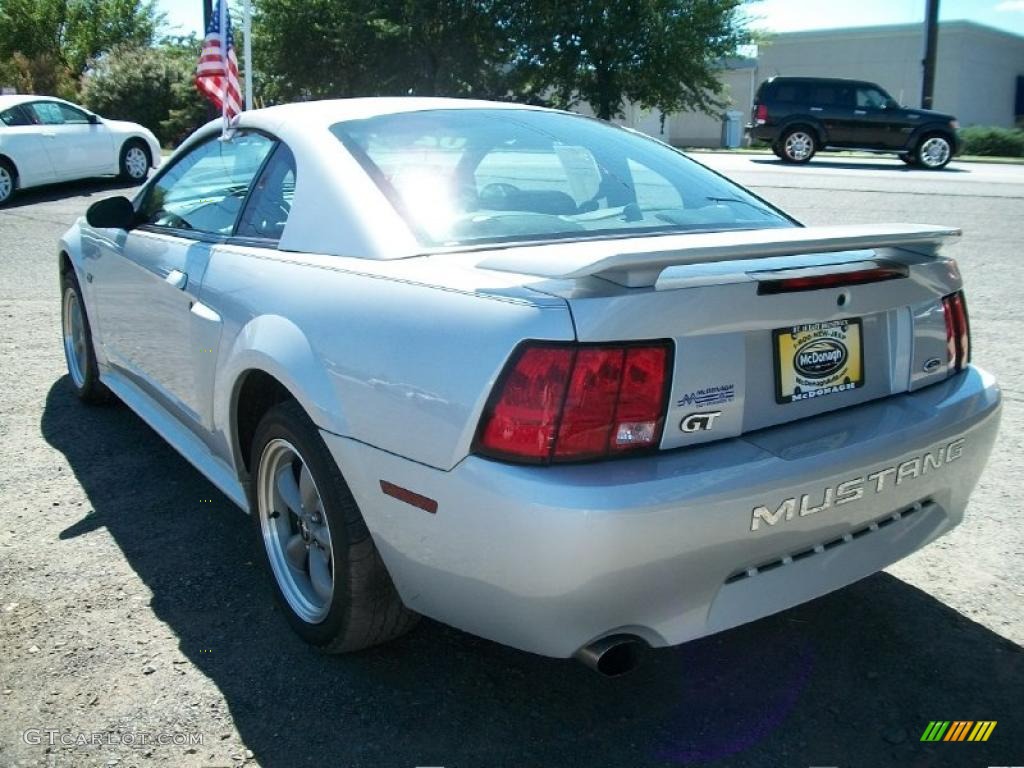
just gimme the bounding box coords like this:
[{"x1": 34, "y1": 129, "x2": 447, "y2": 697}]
[{"x1": 920, "y1": 720, "x2": 996, "y2": 742}]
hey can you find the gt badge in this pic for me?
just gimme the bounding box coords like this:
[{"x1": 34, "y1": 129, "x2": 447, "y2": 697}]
[{"x1": 680, "y1": 411, "x2": 722, "y2": 433}]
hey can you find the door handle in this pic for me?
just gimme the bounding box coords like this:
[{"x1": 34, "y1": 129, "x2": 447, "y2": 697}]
[
  {"x1": 164, "y1": 269, "x2": 188, "y2": 290},
  {"x1": 854, "y1": 109, "x2": 867, "y2": 115},
  {"x1": 41, "y1": 131, "x2": 56, "y2": 138},
  {"x1": 809, "y1": 107, "x2": 823, "y2": 112}
]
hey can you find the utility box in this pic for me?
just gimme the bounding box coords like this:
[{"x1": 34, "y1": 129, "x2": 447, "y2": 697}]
[{"x1": 721, "y1": 110, "x2": 744, "y2": 149}]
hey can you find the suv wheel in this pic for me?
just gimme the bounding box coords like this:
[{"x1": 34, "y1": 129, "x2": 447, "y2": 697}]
[
  {"x1": 250, "y1": 401, "x2": 419, "y2": 652},
  {"x1": 915, "y1": 133, "x2": 953, "y2": 170},
  {"x1": 780, "y1": 128, "x2": 816, "y2": 164}
]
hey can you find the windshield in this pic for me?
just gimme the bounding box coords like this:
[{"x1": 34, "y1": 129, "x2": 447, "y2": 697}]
[{"x1": 330, "y1": 109, "x2": 794, "y2": 248}]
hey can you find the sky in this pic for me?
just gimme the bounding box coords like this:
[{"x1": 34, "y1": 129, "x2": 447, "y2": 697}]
[{"x1": 155, "y1": 0, "x2": 1024, "y2": 39}]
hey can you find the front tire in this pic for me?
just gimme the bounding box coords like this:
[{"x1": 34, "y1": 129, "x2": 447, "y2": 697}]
[
  {"x1": 250, "y1": 401, "x2": 418, "y2": 652},
  {"x1": 779, "y1": 127, "x2": 817, "y2": 164},
  {"x1": 61, "y1": 270, "x2": 110, "y2": 403},
  {"x1": 0, "y1": 159, "x2": 16, "y2": 206},
  {"x1": 119, "y1": 140, "x2": 150, "y2": 181},
  {"x1": 915, "y1": 133, "x2": 953, "y2": 170}
]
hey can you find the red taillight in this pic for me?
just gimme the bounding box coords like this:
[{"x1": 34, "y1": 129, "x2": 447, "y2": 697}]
[
  {"x1": 754, "y1": 104, "x2": 768, "y2": 124},
  {"x1": 942, "y1": 291, "x2": 970, "y2": 372},
  {"x1": 477, "y1": 342, "x2": 672, "y2": 464}
]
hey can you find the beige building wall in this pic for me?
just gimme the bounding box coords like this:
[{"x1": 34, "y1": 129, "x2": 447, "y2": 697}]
[
  {"x1": 755, "y1": 22, "x2": 1024, "y2": 128},
  {"x1": 573, "y1": 64, "x2": 757, "y2": 148}
]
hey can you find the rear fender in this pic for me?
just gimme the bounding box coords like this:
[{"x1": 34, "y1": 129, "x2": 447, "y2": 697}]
[{"x1": 215, "y1": 314, "x2": 348, "y2": 473}]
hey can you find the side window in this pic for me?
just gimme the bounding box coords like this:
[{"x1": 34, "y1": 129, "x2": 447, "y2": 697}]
[
  {"x1": 857, "y1": 87, "x2": 887, "y2": 109},
  {"x1": 57, "y1": 103, "x2": 90, "y2": 124},
  {"x1": 29, "y1": 102, "x2": 66, "y2": 125},
  {"x1": 236, "y1": 144, "x2": 296, "y2": 240},
  {"x1": 0, "y1": 106, "x2": 33, "y2": 126},
  {"x1": 138, "y1": 132, "x2": 274, "y2": 235}
]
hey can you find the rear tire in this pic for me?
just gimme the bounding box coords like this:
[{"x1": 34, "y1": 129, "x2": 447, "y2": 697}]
[
  {"x1": 0, "y1": 159, "x2": 16, "y2": 206},
  {"x1": 60, "y1": 270, "x2": 111, "y2": 403},
  {"x1": 779, "y1": 127, "x2": 817, "y2": 164},
  {"x1": 119, "y1": 139, "x2": 150, "y2": 181},
  {"x1": 914, "y1": 133, "x2": 953, "y2": 170},
  {"x1": 249, "y1": 400, "x2": 418, "y2": 653},
  {"x1": 771, "y1": 142, "x2": 785, "y2": 159}
]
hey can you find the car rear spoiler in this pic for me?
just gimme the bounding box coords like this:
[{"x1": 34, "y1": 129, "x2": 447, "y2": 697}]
[{"x1": 476, "y1": 223, "x2": 961, "y2": 288}]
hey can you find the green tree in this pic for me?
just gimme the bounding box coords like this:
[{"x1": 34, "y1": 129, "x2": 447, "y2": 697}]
[
  {"x1": 0, "y1": 0, "x2": 159, "y2": 93},
  {"x1": 506, "y1": 0, "x2": 751, "y2": 120},
  {"x1": 81, "y1": 39, "x2": 207, "y2": 146},
  {"x1": 251, "y1": 0, "x2": 515, "y2": 103}
]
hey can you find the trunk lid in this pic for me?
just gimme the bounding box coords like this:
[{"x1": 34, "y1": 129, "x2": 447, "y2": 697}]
[{"x1": 473, "y1": 224, "x2": 962, "y2": 450}]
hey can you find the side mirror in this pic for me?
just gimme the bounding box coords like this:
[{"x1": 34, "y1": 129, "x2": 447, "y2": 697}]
[
  {"x1": 87, "y1": 113, "x2": 99, "y2": 124},
  {"x1": 86, "y1": 196, "x2": 135, "y2": 229},
  {"x1": 885, "y1": 98, "x2": 900, "y2": 110}
]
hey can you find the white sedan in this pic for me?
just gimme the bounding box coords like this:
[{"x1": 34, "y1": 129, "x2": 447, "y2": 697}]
[{"x1": 0, "y1": 95, "x2": 160, "y2": 205}]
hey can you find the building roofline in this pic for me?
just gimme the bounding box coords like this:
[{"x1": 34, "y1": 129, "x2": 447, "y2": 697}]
[{"x1": 759, "y1": 19, "x2": 1024, "y2": 45}]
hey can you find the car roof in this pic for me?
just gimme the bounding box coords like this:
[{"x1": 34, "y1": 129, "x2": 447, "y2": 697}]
[
  {"x1": 765, "y1": 76, "x2": 875, "y2": 86},
  {"x1": 0, "y1": 94, "x2": 61, "y2": 110}
]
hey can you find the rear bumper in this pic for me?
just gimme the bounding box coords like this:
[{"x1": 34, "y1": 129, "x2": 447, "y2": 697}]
[{"x1": 323, "y1": 366, "x2": 1000, "y2": 657}]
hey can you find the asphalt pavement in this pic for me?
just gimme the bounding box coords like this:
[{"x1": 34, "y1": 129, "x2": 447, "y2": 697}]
[{"x1": 0, "y1": 155, "x2": 1021, "y2": 768}]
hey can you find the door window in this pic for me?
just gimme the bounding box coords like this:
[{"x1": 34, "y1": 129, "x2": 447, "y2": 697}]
[
  {"x1": 0, "y1": 105, "x2": 34, "y2": 126},
  {"x1": 28, "y1": 102, "x2": 91, "y2": 125},
  {"x1": 856, "y1": 87, "x2": 888, "y2": 109},
  {"x1": 236, "y1": 144, "x2": 297, "y2": 240},
  {"x1": 137, "y1": 133, "x2": 275, "y2": 235}
]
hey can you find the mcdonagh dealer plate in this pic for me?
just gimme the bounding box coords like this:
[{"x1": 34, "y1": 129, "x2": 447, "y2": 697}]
[{"x1": 774, "y1": 318, "x2": 864, "y2": 404}]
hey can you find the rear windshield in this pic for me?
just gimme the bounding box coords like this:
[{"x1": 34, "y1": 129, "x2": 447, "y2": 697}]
[{"x1": 330, "y1": 109, "x2": 793, "y2": 248}]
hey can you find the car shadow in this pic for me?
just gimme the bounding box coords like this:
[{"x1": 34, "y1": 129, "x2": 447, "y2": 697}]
[
  {"x1": 5, "y1": 176, "x2": 144, "y2": 208},
  {"x1": 749, "y1": 157, "x2": 968, "y2": 173},
  {"x1": 42, "y1": 377, "x2": 1022, "y2": 768}
]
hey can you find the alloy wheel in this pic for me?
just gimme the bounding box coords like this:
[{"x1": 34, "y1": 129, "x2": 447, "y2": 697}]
[
  {"x1": 784, "y1": 131, "x2": 814, "y2": 161},
  {"x1": 125, "y1": 147, "x2": 149, "y2": 180},
  {"x1": 0, "y1": 166, "x2": 12, "y2": 203},
  {"x1": 919, "y1": 137, "x2": 951, "y2": 169},
  {"x1": 62, "y1": 285, "x2": 87, "y2": 389},
  {"x1": 257, "y1": 438, "x2": 335, "y2": 623}
]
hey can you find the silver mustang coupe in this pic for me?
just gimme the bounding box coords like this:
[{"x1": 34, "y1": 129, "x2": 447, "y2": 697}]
[{"x1": 59, "y1": 98, "x2": 1000, "y2": 675}]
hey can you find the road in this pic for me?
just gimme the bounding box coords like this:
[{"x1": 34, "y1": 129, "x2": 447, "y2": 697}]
[{"x1": 0, "y1": 156, "x2": 1022, "y2": 768}]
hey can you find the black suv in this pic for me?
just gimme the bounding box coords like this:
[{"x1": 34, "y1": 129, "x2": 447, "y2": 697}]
[{"x1": 748, "y1": 77, "x2": 961, "y2": 169}]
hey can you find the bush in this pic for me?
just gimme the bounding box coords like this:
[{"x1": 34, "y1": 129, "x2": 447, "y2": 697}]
[
  {"x1": 959, "y1": 125, "x2": 1024, "y2": 158},
  {"x1": 81, "y1": 42, "x2": 207, "y2": 148}
]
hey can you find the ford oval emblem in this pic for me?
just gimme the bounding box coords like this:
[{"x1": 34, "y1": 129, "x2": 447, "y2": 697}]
[
  {"x1": 794, "y1": 339, "x2": 848, "y2": 379},
  {"x1": 923, "y1": 356, "x2": 943, "y2": 373}
]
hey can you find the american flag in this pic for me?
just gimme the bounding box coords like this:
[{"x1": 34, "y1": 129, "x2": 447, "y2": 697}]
[{"x1": 196, "y1": 0, "x2": 242, "y2": 129}]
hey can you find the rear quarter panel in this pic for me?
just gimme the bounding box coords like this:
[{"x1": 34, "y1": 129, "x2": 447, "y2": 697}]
[{"x1": 201, "y1": 246, "x2": 575, "y2": 471}]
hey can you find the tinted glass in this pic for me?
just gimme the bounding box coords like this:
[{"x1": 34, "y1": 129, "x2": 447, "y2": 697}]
[
  {"x1": 331, "y1": 109, "x2": 791, "y2": 247},
  {"x1": 773, "y1": 83, "x2": 808, "y2": 103},
  {"x1": 0, "y1": 105, "x2": 33, "y2": 126},
  {"x1": 857, "y1": 87, "x2": 888, "y2": 109},
  {"x1": 138, "y1": 132, "x2": 274, "y2": 235},
  {"x1": 236, "y1": 143, "x2": 296, "y2": 240}
]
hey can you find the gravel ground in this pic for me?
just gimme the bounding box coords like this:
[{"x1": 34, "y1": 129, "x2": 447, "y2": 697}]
[{"x1": 0, "y1": 156, "x2": 1021, "y2": 768}]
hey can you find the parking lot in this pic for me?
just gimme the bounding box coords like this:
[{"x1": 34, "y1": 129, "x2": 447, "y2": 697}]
[{"x1": 0, "y1": 154, "x2": 1022, "y2": 768}]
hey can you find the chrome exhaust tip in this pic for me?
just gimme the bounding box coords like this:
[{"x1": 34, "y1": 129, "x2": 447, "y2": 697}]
[{"x1": 574, "y1": 634, "x2": 645, "y2": 677}]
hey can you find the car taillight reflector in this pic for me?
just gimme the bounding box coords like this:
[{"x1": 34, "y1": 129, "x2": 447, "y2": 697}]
[
  {"x1": 942, "y1": 291, "x2": 970, "y2": 372},
  {"x1": 755, "y1": 263, "x2": 908, "y2": 294},
  {"x1": 754, "y1": 104, "x2": 768, "y2": 124},
  {"x1": 477, "y1": 341, "x2": 672, "y2": 464}
]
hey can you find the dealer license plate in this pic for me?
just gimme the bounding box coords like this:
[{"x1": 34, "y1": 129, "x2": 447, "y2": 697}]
[{"x1": 774, "y1": 319, "x2": 864, "y2": 404}]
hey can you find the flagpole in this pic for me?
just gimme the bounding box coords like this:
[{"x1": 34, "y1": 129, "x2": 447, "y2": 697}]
[{"x1": 243, "y1": 0, "x2": 253, "y2": 110}]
